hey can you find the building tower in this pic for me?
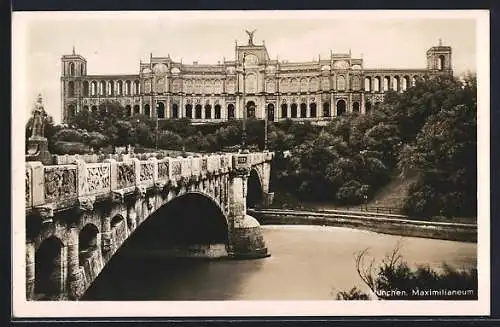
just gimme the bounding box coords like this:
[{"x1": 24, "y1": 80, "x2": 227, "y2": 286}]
[
  {"x1": 426, "y1": 39, "x2": 453, "y2": 74},
  {"x1": 61, "y1": 47, "x2": 87, "y2": 123}
]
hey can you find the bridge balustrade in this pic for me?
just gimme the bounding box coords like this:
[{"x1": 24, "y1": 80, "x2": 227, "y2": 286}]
[{"x1": 26, "y1": 152, "x2": 272, "y2": 212}]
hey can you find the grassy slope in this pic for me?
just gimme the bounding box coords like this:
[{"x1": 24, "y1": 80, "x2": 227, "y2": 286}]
[{"x1": 271, "y1": 173, "x2": 416, "y2": 211}]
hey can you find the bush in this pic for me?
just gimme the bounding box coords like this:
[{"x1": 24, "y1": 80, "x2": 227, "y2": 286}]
[
  {"x1": 340, "y1": 244, "x2": 478, "y2": 300},
  {"x1": 52, "y1": 141, "x2": 90, "y2": 155}
]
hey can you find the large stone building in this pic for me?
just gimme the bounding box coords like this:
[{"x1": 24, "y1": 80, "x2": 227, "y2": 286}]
[{"x1": 61, "y1": 32, "x2": 452, "y2": 124}]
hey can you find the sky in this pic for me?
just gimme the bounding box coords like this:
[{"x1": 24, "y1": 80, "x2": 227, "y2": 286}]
[{"x1": 13, "y1": 11, "x2": 481, "y2": 124}]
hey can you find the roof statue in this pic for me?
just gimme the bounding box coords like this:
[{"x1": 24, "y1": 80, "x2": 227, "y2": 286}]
[{"x1": 245, "y1": 29, "x2": 256, "y2": 45}]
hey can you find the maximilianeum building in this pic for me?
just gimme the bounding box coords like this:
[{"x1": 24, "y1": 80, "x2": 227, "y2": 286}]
[{"x1": 61, "y1": 32, "x2": 452, "y2": 124}]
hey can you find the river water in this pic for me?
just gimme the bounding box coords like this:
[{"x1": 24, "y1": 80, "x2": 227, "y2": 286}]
[{"x1": 83, "y1": 225, "x2": 477, "y2": 301}]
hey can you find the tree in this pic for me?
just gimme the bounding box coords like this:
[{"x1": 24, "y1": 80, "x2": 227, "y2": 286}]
[
  {"x1": 398, "y1": 75, "x2": 477, "y2": 218},
  {"x1": 350, "y1": 244, "x2": 477, "y2": 300},
  {"x1": 85, "y1": 131, "x2": 108, "y2": 152}
]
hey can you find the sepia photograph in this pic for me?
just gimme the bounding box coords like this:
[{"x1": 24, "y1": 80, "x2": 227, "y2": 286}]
[{"x1": 12, "y1": 9, "x2": 489, "y2": 317}]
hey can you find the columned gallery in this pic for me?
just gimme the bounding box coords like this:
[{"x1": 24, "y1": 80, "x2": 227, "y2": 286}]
[{"x1": 61, "y1": 32, "x2": 452, "y2": 124}]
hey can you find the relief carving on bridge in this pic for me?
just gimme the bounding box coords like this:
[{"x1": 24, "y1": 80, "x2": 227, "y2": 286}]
[
  {"x1": 158, "y1": 161, "x2": 169, "y2": 180},
  {"x1": 86, "y1": 165, "x2": 110, "y2": 194},
  {"x1": 26, "y1": 169, "x2": 31, "y2": 206},
  {"x1": 44, "y1": 167, "x2": 77, "y2": 202},
  {"x1": 140, "y1": 163, "x2": 154, "y2": 182},
  {"x1": 117, "y1": 163, "x2": 135, "y2": 189},
  {"x1": 171, "y1": 161, "x2": 181, "y2": 177},
  {"x1": 78, "y1": 196, "x2": 96, "y2": 213}
]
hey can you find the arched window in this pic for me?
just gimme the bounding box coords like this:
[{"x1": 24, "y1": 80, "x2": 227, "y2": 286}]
[
  {"x1": 125, "y1": 81, "x2": 131, "y2": 95},
  {"x1": 323, "y1": 102, "x2": 330, "y2": 117},
  {"x1": 402, "y1": 76, "x2": 410, "y2": 91},
  {"x1": 133, "y1": 105, "x2": 140, "y2": 115},
  {"x1": 205, "y1": 104, "x2": 212, "y2": 119},
  {"x1": 83, "y1": 81, "x2": 89, "y2": 96},
  {"x1": 172, "y1": 103, "x2": 179, "y2": 118},
  {"x1": 69, "y1": 62, "x2": 75, "y2": 76},
  {"x1": 290, "y1": 103, "x2": 298, "y2": 118},
  {"x1": 68, "y1": 104, "x2": 76, "y2": 118},
  {"x1": 352, "y1": 76, "x2": 361, "y2": 90},
  {"x1": 125, "y1": 105, "x2": 132, "y2": 116},
  {"x1": 117, "y1": 81, "x2": 123, "y2": 96},
  {"x1": 195, "y1": 104, "x2": 202, "y2": 119},
  {"x1": 107, "y1": 81, "x2": 114, "y2": 96},
  {"x1": 281, "y1": 103, "x2": 288, "y2": 118},
  {"x1": 83, "y1": 105, "x2": 89, "y2": 111},
  {"x1": 157, "y1": 102, "x2": 165, "y2": 119},
  {"x1": 80, "y1": 64, "x2": 85, "y2": 76},
  {"x1": 227, "y1": 104, "x2": 235, "y2": 120},
  {"x1": 185, "y1": 104, "x2": 193, "y2": 118},
  {"x1": 310, "y1": 103, "x2": 317, "y2": 118},
  {"x1": 267, "y1": 103, "x2": 275, "y2": 121},
  {"x1": 392, "y1": 76, "x2": 400, "y2": 92},
  {"x1": 438, "y1": 55, "x2": 445, "y2": 71},
  {"x1": 352, "y1": 102, "x2": 360, "y2": 113},
  {"x1": 215, "y1": 104, "x2": 221, "y2": 119},
  {"x1": 144, "y1": 104, "x2": 151, "y2": 117},
  {"x1": 91, "y1": 81, "x2": 97, "y2": 96},
  {"x1": 383, "y1": 76, "x2": 390, "y2": 92},
  {"x1": 374, "y1": 77, "x2": 381, "y2": 92},
  {"x1": 68, "y1": 81, "x2": 75, "y2": 97},
  {"x1": 91, "y1": 105, "x2": 97, "y2": 113},
  {"x1": 337, "y1": 75, "x2": 346, "y2": 91},
  {"x1": 336, "y1": 100, "x2": 346, "y2": 116},
  {"x1": 246, "y1": 101, "x2": 256, "y2": 119},
  {"x1": 300, "y1": 103, "x2": 307, "y2": 118},
  {"x1": 364, "y1": 77, "x2": 372, "y2": 91},
  {"x1": 99, "y1": 81, "x2": 106, "y2": 95},
  {"x1": 134, "y1": 80, "x2": 140, "y2": 95}
]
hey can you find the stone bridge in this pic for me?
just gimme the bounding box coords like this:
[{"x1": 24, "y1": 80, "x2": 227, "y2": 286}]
[{"x1": 25, "y1": 151, "x2": 274, "y2": 301}]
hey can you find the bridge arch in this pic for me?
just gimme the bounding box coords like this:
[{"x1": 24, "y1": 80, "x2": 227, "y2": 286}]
[
  {"x1": 247, "y1": 168, "x2": 264, "y2": 208},
  {"x1": 34, "y1": 236, "x2": 66, "y2": 300},
  {"x1": 116, "y1": 191, "x2": 227, "y2": 256},
  {"x1": 79, "y1": 223, "x2": 100, "y2": 266}
]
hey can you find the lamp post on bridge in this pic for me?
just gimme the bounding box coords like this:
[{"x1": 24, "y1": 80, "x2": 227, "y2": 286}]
[
  {"x1": 264, "y1": 104, "x2": 268, "y2": 151},
  {"x1": 152, "y1": 75, "x2": 159, "y2": 151},
  {"x1": 241, "y1": 53, "x2": 248, "y2": 153}
]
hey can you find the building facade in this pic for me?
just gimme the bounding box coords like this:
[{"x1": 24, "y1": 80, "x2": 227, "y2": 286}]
[{"x1": 61, "y1": 32, "x2": 452, "y2": 124}]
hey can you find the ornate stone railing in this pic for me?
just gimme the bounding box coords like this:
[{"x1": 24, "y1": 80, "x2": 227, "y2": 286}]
[{"x1": 25, "y1": 152, "x2": 274, "y2": 211}]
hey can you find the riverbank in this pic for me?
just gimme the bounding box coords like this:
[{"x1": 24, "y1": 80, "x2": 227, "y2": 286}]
[{"x1": 249, "y1": 209, "x2": 477, "y2": 243}]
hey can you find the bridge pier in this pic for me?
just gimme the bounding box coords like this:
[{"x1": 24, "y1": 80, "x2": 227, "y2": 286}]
[
  {"x1": 25, "y1": 242, "x2": 35, "y2": 300},
  {"x1": 67, "y1": 227, "x2": 84, "y2": 300},
  {"x1": 228, "y1": 154, "x2": 270, "y2": 259}
]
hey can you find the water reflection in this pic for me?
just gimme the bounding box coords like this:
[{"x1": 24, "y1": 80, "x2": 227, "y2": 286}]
[{"x1": 83, "y1": 225, "x2": 477, "y2": 301}]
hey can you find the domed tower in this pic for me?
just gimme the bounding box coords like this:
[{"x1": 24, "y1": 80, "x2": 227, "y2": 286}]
[
  {"x1": 61, "y1": 46, "x2": 87, "y2": 123},
  {"x1": 426, "y1": 39, "x2": 453, "y2": 75}
]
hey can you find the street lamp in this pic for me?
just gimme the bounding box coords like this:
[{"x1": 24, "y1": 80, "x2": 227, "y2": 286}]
[
  {"x1": 151, "y1": 75, "x2": 159, "y2": 151},
  {"x1": 155, "y1": 101, "x2": 159, "y2": 151},
  {"x1": 241, "y1": 53, "x2": 247, "y2": 152},
  {"x1": 264, "y1": 105, "x2": 268, "y2": 151}
]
